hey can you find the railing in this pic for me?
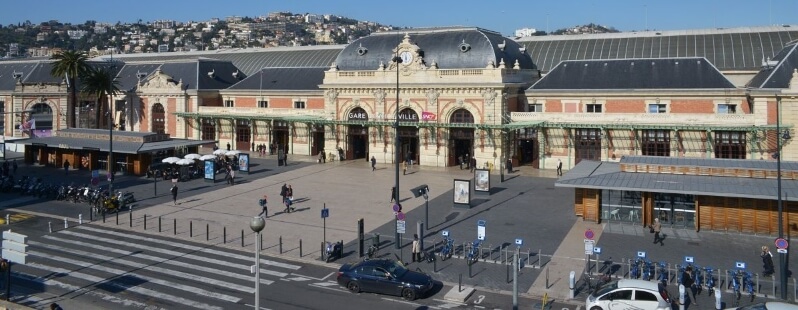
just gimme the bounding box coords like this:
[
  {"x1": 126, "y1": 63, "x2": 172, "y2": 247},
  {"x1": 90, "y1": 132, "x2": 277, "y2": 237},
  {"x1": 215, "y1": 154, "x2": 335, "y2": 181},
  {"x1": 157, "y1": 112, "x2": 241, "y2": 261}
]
[{"x1": 511, "y1": 112, "x2": 757, "y2": 126}]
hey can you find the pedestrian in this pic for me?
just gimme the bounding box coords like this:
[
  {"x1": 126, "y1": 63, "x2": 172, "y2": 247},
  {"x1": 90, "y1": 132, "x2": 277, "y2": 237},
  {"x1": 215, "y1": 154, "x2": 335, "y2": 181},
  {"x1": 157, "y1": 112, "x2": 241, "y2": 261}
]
[
  {"x1": 682, "y1": 265, "x2": 698, "y2": 305},
  {"x1": 470, "y1": 157, "x2": 477, "y2": 173},
  {"x1": 170, "y1": 184, "x2": 178, "y2": 205},
  {"x1": 402, "y1": 161, "x2": 408, "y2": 175},
  {"x1": 280, "y1": 183, "x2": 288, "y2": 204},
  {"x1": 277, "y1": 149, "x2": 284, "y2": 166},
  {"x1": 506, "y1": 158, "x2": 513, "y2": 173},
  {"x1": 458, "y1": 155, "x2": 464, "y2": 170},
  {"x1": 258, "y1": 195, "x2": 268, "y2": 217},
  {"x1": 371, "y1": 156, "x2": 376, "y2": 171},
  {"x1": 63, "y1": 159, "x2": 70, "y2": 175},
  {"x1": 49, "y1": 303, "x2": 63, "y2": 310},
  {"x1": 12, "y1": 159, "x2": 17, "y2": 175},
  {"x1": 338, "y1": 147, "x2": 344, "y2": 161},
  {"x1": 390, "y1": 186, "x2": 396, "y2": 202},
  {"x1": 226, "y1": 142, "x2": 231, "y2": 151},
  {"x1": 652, "y1": 218, "x2": 662, "y2": 245},
  {"x1": 229, "y1": 168, "x2": 235, "y2": 186},
  {"x1": 762, "y1": 246, "x2": 775, "y2": 276},
  {"x1": 283, "y1": 184, "x2": 294, "y2": 213},
  {"x1": 556, "y1": 159, "x2": 563, "y2": 176},
  {"x1": 411, "y1": 234, "x2": 421, "y2": 263}
]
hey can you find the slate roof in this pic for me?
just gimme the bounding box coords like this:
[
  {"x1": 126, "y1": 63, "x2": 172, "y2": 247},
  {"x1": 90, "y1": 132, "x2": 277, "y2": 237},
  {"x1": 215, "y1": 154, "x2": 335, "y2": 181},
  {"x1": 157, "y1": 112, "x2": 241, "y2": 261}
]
[
  {"x1": 20, "y1": 133, "x2": 214, "y2": 154},
  {"x1": 529, "y1": 57, "x2": 736, "y2": 90},
  {"x1": 335, "y1": 27, "x2": 536, "y2": 71},
  {"x1": 747, "y1": 41, "x2": 798, "y2": 89},
  {"x1": 0, "y1": 61, "x2": 41, "y2": 91},
  {"x1": 556, "y1": 157, "x2": 798, "y2": 202},
  {"x1": 518, "y1": 25, "x2": 798, "y2": 72},
  {"x1": 96, "y1": 46, "x2": 342, "y2": 76},
  {"x1": 114, "y1": 63, "x2": 162, "y2": 91},
  {"x1": 226, "y1": 67, "x2": 327, "y2": 91}
]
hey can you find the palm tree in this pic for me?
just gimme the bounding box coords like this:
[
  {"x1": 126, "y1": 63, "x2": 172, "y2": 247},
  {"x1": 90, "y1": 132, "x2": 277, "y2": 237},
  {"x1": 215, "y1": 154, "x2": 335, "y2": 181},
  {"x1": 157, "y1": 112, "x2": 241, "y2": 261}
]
[
  {"x1": 50, "y1": 50, "x2": 90, "y2": 128},
  {"x1": 80, "y1": 67, "x2": 120, "y2": 129}
]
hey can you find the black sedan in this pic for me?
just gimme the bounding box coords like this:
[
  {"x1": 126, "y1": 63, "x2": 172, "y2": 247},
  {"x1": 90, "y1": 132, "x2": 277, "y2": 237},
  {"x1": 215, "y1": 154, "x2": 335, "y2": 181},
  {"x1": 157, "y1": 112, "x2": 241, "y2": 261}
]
[{"x1": 336, "y1": 259, "x2": 433, "y2": 300}]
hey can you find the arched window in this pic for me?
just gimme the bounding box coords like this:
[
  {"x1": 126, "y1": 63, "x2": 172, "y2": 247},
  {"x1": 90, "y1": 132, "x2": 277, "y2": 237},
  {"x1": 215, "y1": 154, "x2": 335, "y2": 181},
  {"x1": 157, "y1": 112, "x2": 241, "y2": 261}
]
[
  {"x1": 449, "y1": 109, "x2": 474, "y2": 124},
  {"x1": 151, "y1": 103, "x2": 165, "y2": 134},
  {"x1": 30, "y1": 102, "x2": 53, "y2": 130}
]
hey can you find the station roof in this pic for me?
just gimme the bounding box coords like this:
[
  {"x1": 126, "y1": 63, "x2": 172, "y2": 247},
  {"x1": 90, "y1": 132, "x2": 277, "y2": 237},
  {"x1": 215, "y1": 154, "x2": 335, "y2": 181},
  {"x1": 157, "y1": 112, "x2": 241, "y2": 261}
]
[
  {"x1": 19, "y1": 130, "x2": 214, "y2": 154},
  {"x1": 556, "y1": 156, "x2": 798, "y2": 202}
]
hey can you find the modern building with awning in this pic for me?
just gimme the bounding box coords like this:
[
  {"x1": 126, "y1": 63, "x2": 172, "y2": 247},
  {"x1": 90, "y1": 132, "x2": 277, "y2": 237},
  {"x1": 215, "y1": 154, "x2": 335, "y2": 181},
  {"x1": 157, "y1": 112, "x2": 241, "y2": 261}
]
[{"x1": 556, "y1": 155, "x2": 798, "y2": 234}]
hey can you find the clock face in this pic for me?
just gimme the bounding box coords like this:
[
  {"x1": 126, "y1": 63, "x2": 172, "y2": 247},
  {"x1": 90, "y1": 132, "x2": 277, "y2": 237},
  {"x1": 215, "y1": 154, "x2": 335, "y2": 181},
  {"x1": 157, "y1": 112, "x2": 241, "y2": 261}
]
[{"x1": 400, "y1": 51, "x2": 413, "y2": 64}]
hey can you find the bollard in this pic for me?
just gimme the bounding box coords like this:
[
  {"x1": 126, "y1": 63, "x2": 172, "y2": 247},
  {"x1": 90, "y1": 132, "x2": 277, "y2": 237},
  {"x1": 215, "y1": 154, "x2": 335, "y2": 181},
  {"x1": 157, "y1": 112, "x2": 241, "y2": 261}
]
[
  {"x1": 755, "y1": 274, "x2": 759, "y2": 295},
  {"x1": 299, "y1": 239, "x2": 303, "y2": 257},
  {"x1": 89, "y1": 208, "x2": 92, "y2": 221},
  {"x1": 5, "y1": 214, "x2": 8, "y2": 225},
  {"x1": 206, "y1": 223, "x2": 209, "y2": 241},
  {"x1": 158, "y1": 216, "x2": 161, "y2": 232},
  {"x1": 102, "y1": 212, "x2": 106, "y2": 223},
  {"x1": 64, "y1": 217, "x2": 68, "y2": 229},
  {"x1": 144, "y1": 215, "x2": 147, "y2": 230},
  {"x1": 321, "y1": 242, "x2": 325, "y2": 261},
  {"x1": 223, "y1": 227, "x2": 227, "y2": 244},
  {"x1": 173, "y1": 218, "x2": 176, "y2": 235},
  {"x1": 190, "y1": 221, "x2": 193, "y2": 238},
  {"x1": 48, "y1": 221, "x2": 52, "y2": 233},
  {"x1": 469, "y1": 258, "x2": 473, "y2": 278},
  {"x1": 241, "y1": 230, "x2": 245, "y2": 247},
  {"x1": 116, "y1": 212, "x2": 119, "y2": 225},
  {"x1": 679, "y1": 284, "x2": 685, "y2": 310},
  {"x1": 773, "y1": 275, "x2": 776, "y2": 298},
  {"x1": 459, "y1": 274, "x2": 462, "y2": 292},
  {"x1": 78, "y1": 214, "x2": 82, "y2": 225},
  {"x1": 546, "y1": 267, "x2": 549, "y2": 288},
  {"x1": 538, "y1": 248, "x2": 542, "y2": 269},
  {"x1": 279, "y1": 236, "x2": 283, "y2": 254},
  {"x1": 715, "y1": 287, "x2": 722, "y2": 310},
  {"x1": 506, "y1": 260, "x2": 510, "y2": 283},
  {"x1": 569, "y1": 271, "x2": 576, "y2": 299},
  {"x1": 129, "y1": 211, "x2": 132, "y2": 227}
]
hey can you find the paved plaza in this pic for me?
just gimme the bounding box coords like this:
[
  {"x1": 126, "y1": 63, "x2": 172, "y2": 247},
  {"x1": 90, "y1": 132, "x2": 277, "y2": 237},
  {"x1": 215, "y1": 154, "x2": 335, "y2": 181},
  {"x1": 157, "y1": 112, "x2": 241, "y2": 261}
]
[{"x1": 2, "y1": 151, "x2": 797, "y2": 308}]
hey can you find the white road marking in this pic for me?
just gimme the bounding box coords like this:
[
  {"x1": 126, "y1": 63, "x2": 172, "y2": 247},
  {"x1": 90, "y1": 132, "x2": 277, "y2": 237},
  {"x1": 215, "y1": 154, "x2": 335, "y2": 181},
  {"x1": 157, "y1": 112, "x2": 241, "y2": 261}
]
[
  {"x1": 243, "y1": 303, "x2": 273, "y2": 310},
  {"x1": 25, "y1": 262, "x2": 222, "y2": 310},
  {"x1": 321, "y1": 271, "x2": 336, "y2": 281},
  {"x1": 434, "y1": 298, "x2": 466, "y2": 305},
  {"x1": 381, "y1": 297, "x2": 439, "y2": 309},
  {"x1": 13, "y1": 271, "x2": 152, "y2": 308},
  {"x1": 311, "y1": 281, "x2": 339, "y2": 287},
  {"x1": 285, "y1": 277, "x2": 310, "y2": 281},
  {"x1": 308, "y1": 282, "x2": 347, "y2": 293},
  {"x1": 77, "y1": 225, "x2": 301, "y2": 270},
  {"x1": 60, "y1": 230, "x2": 289, "y2": 277},
  {"x1": 39, "y1": 235, "x2": 273, "y2": 285},
  {"x1": 27, "y1": 249, "x2": 241, "y2": 303}
]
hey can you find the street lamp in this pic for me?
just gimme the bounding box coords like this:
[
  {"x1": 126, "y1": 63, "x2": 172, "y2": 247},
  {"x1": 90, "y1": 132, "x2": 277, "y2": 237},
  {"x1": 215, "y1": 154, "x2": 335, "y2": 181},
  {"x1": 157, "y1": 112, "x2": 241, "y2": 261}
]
[
  {"x1": 392, "y1": 54, "x2": 403, "y2": 249},
  {"x1": 774, "y1": 95, "x2": 791, "y2": 299},
  {"x1": 249, "y1": 216, "x2": 265, "y2": 309}
]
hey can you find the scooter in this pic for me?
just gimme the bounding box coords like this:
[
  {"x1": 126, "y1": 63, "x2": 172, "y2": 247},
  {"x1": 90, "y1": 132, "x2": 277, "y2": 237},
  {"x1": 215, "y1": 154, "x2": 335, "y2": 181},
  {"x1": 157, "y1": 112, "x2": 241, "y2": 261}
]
[{"x1": 325, "y1": 241, "x2": 343, "y2": 263}]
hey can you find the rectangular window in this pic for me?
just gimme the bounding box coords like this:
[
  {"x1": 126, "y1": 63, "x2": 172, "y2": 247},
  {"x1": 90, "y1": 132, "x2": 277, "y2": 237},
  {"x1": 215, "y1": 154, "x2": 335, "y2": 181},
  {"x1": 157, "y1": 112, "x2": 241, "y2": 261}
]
[
  {"x1": 201, "y1": 119, "x2": 216, "y2": 141},
  {"x1": 717, "y1": 104, "x2": 736, "y2": 114},
  {"x1": 574, "y1": 128, "x2": 601, "y2": 164},
  {"x1": 224, "y1": 100, "x2": 234, "y2": 107},
  {"x1": 641, "y1": 130, "x2": 670, "y2": 156},
  {"x1": 257, "y1": 100, "x2": 268, "y2": 108},
  {"x1": 528, "y1": 103, "x2": 543, "y2": 112},
  {"x1": 586, "y1": 104, "x2": 602, "y2": 113},
  {"x1": 714, "y1": 131, "x2": 746, "y2": 159},
  {"x1": 294, "y1": 101, "x2": 306, "y2": 109},
  {"x1": 648, "y1": 104, "x2": 667, "y2": 113}
]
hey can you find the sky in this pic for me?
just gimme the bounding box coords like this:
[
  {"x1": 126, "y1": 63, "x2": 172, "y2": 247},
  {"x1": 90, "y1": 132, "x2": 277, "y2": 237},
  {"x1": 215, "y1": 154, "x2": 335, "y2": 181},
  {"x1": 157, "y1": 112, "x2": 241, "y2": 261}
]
[{"x1": 2, "y1": 0, "x2": 797, "y2": 36}]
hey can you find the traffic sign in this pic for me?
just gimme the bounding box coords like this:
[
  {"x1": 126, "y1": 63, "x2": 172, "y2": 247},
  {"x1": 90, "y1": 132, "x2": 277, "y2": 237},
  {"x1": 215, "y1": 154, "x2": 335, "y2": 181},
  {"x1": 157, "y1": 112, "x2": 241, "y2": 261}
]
[
  {"x1": 775, "y1": 238, "x2": 789, "y2": 250},
  {"x1": 584, "y1": 229, "x2": 595, "y2": 240},
  {"x1": 392, "y1": 204, "x2": 402, "y2": 212},
  {"x1": 584, "y1": 239, "x2": 595, "y2": 255},
  {"x1": 593, "y1": 247, "x2": 602, "y2": 254},
  {"x1": 2, "y1": 230, "x2": 27, "y2": 264},
  {"x1": 396, "y1": 212, "x2": 405, "y2": 221},
  {"x1": 321, "y1": 208, "x2": 329, "y2": 218},
  {"x1": 778, "y1": 249, "x2": 788, "y2": 254},
  {"x1": 736, "y1": 262, "x2": 746, "y2": 269},
  {"x1": 442, "y1": 230, "x2": 449, "y2": 236},
  {"x1": 515, "y1": 238, "x2": 523, "y2": 246},
  {"x1": 685, "y1": 256, "x2": 694, "y2": 263},
  {"x1": 637, "y1": 251, "x2": 646, "y2": 258},
  {"x1": 396, "y1": 220, "x2": 406, "y2": 234}
]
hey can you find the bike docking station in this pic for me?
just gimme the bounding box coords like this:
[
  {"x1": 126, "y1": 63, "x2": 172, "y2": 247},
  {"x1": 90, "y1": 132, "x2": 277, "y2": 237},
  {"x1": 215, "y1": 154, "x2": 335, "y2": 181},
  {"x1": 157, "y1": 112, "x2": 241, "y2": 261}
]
[{"x1": 443, "y1": 233, "x2": 476, "y2": 304}]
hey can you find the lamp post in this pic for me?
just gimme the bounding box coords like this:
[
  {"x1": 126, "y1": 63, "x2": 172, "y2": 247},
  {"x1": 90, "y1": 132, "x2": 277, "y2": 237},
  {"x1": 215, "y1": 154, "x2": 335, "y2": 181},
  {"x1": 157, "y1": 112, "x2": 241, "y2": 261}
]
[
  {"x1": 249, "y1": 216, "x2": 265, "y2": 309},
  {"x1": 392, "y1": 54, "x2": 403, "y2": 249},
  {"x1": 775, "y1": 95, "x2": 791, "y2": 299}
]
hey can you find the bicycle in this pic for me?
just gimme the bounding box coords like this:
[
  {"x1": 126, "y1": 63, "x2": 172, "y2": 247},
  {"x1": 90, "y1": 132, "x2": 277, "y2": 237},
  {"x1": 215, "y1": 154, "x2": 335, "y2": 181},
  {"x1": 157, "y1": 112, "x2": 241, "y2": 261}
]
[
  {"x1": 728, "y1": 269, "x2": 742, "y2": 307},
  {"x1": 704, "y1": 266, "x2": 716, "y2": 296},
  {"x1": 642, "y1": 259, "x2": 654, "y2": 281},
  {"x1": 656, "y1": 262, "x2": 669, "y2": 285},
  {"x1": 630, "y1": 258, "x2": 642, "y2": 279},
  {"x1": 466, "y1": 240, "x2": 481, "y2": 264},
  {"x1": 742, "y1": 271, "x2": 755, "y2": 302},
  {"x1": 439, "y1": 237, "x2": 454, "y2": 261},
  {"x1": 367, "y1": 241, "x2": 379, "y2": 259}
]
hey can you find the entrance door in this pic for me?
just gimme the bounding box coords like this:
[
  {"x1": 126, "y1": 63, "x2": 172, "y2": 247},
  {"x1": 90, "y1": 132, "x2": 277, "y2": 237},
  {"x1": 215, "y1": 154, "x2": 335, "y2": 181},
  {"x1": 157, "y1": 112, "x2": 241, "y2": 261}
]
[
  {"x1": 273, "y1": 121, "x2": 289, "y2": 154},
  {"x1": 311, "y1": 131, "x2": 324, "y2": 156},
  {"x1": 397, "y1": 126, "x2": 419, "y2": 165},
  {"x1": 348, "y1": 125, "x2": 368, "y2": 160},
  {"x1": 236, "y1": 120, "x2": 251, "y2": 151},
  {"x1": 448, "y1": 131, "x2": 473, "y2": 166}
]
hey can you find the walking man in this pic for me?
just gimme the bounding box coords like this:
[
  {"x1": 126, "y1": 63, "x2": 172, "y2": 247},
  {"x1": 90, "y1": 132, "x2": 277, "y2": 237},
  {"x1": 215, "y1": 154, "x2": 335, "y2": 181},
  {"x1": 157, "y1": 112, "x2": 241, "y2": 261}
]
[
  {"x1": 170, "y1": 184, "x2": 178, "y2": 205},
  {"x1": 371, "y1": 156, "x2": 376, "y2": 171},
  {"x1": 258, "y1": 195, "x2": 268, "y2": 217},
  {"x1": 63, "y1": 159, "x2": 70, "y2": 175},
  {"x1": 390, "y1": 186, "x2": 397, "y2": 202},
  {"x1": 411, "y1": 234, "x2": 421, "y2": 263},
  {"x1": 556, "y1": 159, "x2": 563, "y2": 176},
  {"x1": 470, "y1": 157, "x2": 477, "y2": 173},
  {"x1": 652, "y1": 218, "x2": 662, "y2": 245}
]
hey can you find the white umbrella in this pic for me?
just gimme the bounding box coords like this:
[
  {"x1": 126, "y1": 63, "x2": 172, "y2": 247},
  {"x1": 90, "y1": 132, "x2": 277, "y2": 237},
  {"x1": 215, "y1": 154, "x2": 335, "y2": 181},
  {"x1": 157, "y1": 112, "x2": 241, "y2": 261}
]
[
  {"x1": 184, "y1": 153, "x2": 202, "y2": 160},
  {"x1": 213, "y1": 149, "x2": 226, "y2": 155},
  {"x1": 175, "y1": 158, "x2": 194, "y2": 166},
  {"x1": 225, "y1": 150, "x2": 241, "y2": 156},
  {"x1": 200, "y1": 154, "x2": 216, "y2": 161},
  {"x1": 162, "y1": 157, "x2": 181, "y2": 164}
]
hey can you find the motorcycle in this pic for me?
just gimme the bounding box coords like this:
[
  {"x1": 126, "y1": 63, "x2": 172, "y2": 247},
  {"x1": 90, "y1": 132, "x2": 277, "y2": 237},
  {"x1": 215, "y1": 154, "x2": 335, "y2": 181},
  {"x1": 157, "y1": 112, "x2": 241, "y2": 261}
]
[{"x1": 325, "y1": 241, "x2": 343, "y2": 263}]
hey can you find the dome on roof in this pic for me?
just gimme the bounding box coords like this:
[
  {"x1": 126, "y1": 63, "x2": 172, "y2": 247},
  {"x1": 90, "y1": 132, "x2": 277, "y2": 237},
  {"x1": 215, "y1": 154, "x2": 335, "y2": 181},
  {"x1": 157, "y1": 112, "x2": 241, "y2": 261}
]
[{"x1": 334, "y1": 27, "x2": 536, "y2": 71}]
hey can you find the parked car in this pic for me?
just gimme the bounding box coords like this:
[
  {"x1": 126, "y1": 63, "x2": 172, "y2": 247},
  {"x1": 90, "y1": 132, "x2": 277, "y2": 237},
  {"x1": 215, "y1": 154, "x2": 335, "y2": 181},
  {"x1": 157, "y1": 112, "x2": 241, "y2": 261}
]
[
  {"x1": 727, "y1": 302, "x2": 798, "y2": 310},
  {"x1": 587, "y1": 279, "x2": 672, "y2": 310},
  {"x1": 337, "y1": 259, "x2": 433, "y2": 300}
]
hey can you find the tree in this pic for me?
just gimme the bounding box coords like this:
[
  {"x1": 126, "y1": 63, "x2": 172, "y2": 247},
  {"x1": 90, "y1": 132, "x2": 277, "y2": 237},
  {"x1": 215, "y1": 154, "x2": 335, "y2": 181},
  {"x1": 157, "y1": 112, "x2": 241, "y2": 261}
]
[
  {"x1": 50, "y1": 50, "x2": 90, "y2": 128},
  {"x1": 80, "y1": 66, "x2": 120, "y2": 129}
]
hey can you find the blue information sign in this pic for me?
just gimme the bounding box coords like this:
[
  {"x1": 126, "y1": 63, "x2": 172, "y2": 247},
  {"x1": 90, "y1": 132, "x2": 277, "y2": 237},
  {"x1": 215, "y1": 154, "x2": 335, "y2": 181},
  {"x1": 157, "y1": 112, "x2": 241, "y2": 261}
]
[{"x1": 321, "y1": 208, "x2": 329, "y2": 218}]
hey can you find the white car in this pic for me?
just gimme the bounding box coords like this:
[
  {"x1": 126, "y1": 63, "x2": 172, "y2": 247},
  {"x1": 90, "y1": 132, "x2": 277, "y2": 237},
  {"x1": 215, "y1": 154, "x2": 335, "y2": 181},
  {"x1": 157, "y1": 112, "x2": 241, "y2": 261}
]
[
  {"x1": 586, "y1": 279, "x2": 672, "y2": 310},
  {"x1": 727, "y1": 302, "x2": 798, "y2": 310}
]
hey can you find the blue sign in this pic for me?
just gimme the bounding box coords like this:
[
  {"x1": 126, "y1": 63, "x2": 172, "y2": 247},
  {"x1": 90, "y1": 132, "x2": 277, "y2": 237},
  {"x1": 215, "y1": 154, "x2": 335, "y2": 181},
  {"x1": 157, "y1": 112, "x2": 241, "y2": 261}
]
[
  {"x1": 442, "y1": 230, "x2": 449, "y2": 236},
  {"x1": 477, "y1": 220, "x2": 486, "y2": 227},
  {"x1": 685, "y1": 256, "x2": 694, "y2": 263},
  {"x1": 736, "y1": 262, "x2": 746, "y2": 269},
  {"x1": 321, "y1": 208, "x2": 329, "y2": 218},
  {"x1": 204, "y1": 160, "x2": 215, "y2": 180},
  {"x1": 515, "y1": 238, "x2": 523, "y2": 246},
  {"x1": 637, "y1": 251, "x2": 646, "y2": 258},
  {"x1": 477, "y1": 220, "x2": 486, "y2": 241}
]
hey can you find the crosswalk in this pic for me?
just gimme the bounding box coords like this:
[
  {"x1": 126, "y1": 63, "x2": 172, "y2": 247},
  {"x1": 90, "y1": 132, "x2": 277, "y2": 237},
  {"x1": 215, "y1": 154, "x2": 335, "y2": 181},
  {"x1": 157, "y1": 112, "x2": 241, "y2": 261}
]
[{"x1": 10, "y1": 224, "x2": 304, "y2": 309}]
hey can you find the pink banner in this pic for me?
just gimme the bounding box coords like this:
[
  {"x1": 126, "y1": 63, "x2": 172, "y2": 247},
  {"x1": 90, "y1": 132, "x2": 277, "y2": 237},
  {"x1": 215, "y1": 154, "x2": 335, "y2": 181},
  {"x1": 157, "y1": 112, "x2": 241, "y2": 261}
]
[{"x1": 421, "y1": 111, "x2": 437, "y2": 121}]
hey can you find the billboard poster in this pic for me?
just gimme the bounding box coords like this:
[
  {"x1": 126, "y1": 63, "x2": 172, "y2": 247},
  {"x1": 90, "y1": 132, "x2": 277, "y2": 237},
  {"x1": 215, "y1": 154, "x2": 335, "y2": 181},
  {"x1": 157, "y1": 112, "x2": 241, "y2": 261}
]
[
  {"x1": 204, "y1": 160, "x2": 215, "y2": 181},
  {"x1": 238, "y1": 153, "x2": 250, "y2": 173},
  {"x1": 453, "y1": 179, "x2": 471, "y2": 205},
  {"x1": 474, "y1": 169, "x2": 490, "y2": 192}
]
